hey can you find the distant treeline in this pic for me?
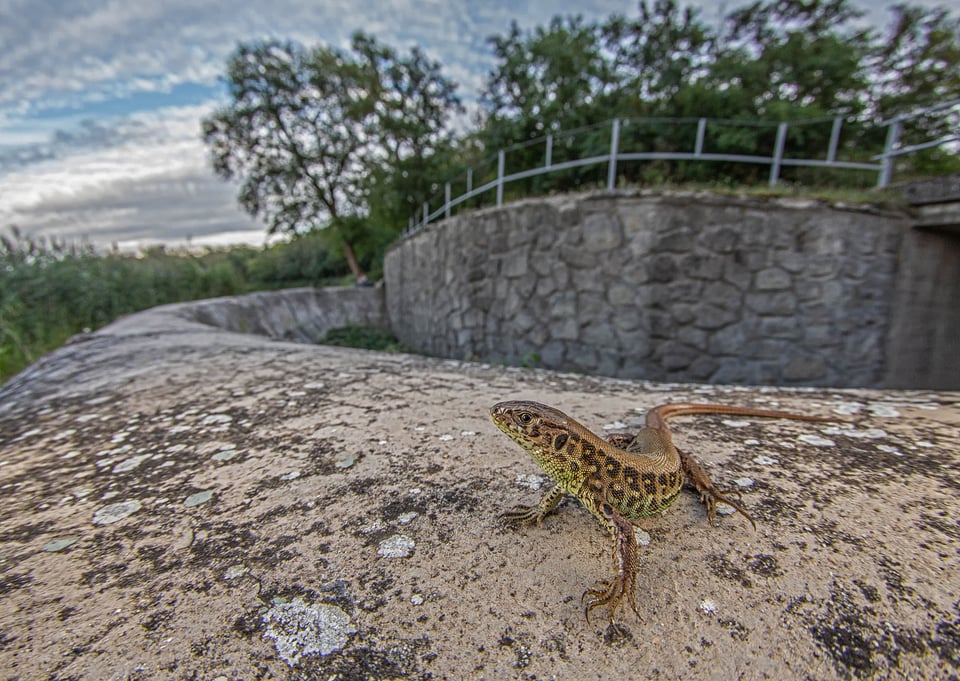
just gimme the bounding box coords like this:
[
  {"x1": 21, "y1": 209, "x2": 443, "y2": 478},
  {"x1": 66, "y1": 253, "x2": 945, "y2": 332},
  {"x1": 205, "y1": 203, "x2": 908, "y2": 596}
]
[{"x1": 0, "y1": 228, "x2": 353, "y2": 382}]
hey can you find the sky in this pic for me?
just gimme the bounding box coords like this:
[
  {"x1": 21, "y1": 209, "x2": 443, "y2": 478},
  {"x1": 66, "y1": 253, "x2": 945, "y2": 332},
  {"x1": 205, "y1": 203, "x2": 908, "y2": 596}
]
[{"x1": 0, "y1": 0, "x2": 942, "y2": 251}]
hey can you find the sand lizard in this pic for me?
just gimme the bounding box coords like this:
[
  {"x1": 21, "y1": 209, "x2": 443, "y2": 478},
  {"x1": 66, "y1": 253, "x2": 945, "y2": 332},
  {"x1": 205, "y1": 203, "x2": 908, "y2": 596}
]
[{"x1": 490, "y1": 400, "x2": 833, "y2": 622}]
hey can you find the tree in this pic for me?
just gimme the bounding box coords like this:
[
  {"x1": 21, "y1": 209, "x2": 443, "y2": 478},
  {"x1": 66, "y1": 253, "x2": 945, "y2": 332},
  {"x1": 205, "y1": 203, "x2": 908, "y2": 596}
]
[
  {"x1": 202, "y1": 33, "x2": 460, "y2": 279},
  {"x1": 868, "y1": 4, "x2": 960, "y2": 176}
]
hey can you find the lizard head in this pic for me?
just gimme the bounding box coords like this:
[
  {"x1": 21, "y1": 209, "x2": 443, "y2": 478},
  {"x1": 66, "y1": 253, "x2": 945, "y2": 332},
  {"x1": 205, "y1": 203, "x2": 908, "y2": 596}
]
[{"x1": 490, "y1": 400, "x2": 568, "y2": 453}]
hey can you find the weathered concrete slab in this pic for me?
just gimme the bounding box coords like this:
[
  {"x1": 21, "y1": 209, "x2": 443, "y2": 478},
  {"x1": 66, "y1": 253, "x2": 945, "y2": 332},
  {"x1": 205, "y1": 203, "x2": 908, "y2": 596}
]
[{"x1": 1, "y1": 291, "x2": 958, "y2": 680}]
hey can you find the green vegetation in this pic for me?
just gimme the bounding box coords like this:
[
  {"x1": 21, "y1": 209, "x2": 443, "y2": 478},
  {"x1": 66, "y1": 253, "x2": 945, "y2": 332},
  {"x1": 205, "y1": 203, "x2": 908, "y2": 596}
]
[
  {"x1": 0, "y1": 228, "x2": 351, "y2": 383},
  {"x1": 320, "y1": 326, "x2": 413, "y2": 353}
]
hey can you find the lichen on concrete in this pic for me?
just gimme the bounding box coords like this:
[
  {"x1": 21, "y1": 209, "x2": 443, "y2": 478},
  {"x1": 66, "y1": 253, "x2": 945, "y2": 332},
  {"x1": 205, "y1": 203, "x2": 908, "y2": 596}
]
[{"x1": 261, "y1": 598, "x2": 357, "y2": 664}]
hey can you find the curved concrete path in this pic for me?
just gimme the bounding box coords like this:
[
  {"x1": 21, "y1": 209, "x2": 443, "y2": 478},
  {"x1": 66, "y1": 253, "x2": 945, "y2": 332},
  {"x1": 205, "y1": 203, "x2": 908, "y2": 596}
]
[{"x1": 0, "y1": 289, "x2": 958, "y2": 680}]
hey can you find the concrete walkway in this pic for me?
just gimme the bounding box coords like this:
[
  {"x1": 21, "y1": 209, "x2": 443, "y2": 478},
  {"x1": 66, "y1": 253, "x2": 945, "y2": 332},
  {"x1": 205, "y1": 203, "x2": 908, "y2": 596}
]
[{"x1": 1, "y1": 292, "x2": 957, "y2": 680}]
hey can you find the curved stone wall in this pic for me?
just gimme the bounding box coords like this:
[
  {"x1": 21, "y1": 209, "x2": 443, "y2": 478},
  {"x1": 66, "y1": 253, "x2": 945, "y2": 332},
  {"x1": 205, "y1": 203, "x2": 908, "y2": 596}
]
[{"x1": 384, "y1": 190, "x2": 909, "y2": 387}]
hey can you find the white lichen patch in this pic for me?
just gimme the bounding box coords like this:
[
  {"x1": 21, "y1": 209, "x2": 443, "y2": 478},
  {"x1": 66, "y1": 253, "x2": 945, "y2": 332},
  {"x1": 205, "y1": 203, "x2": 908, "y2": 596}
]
[
  {"x1": 734, "y1": 477, "x2": 754, "y2": 488},
  {"x1": 867, "y1": 403, "x2": 901, "y2": 418},
  {"x1": 410, "y1": 594, "x2": 425, "y2": 606},
  {"x1": 743, "y1": 439, "x2": 761, "y2": 446},
  {"x1": 43, "y1": 537, "x2": 80, "y2": 552},
  {"x1": 832, "y1": 402, "x2": 864, "y2": 416},
  {"x1": 224, "y1": 564, "x2": 249, "y2": 580},
  {"x1": 184, "y1": 490, "x2": 214, "y2": 507},
  {"x1": 262, "y1": 598, "x2": 356, "y2": 666},
  {"x1": 515, "y1": 473, "x2": 546, "y2": 491},
  {"x1": 876, "y1": 444, "x2": 903, "y2": 456},
  {"x1": 822, "y1": 426, "x2": 888, "y2": 440},
  {"x1": 378, "y1": 534, "x2": 415, "y2": 558},
  {"x1": 460, "y1": 430, "x2": 476, "y2": 436},
  {"x1": 633, "y1": 528, "x2": 651, "y2": 546},
  {"x1": 752, "y1": 455, "x2": 779, "y2": 465},
  {"x1": 212, "y1": 449, "x2": 237, "y2": 461},
  {"x1": 334, "y1": 453, "x2": 359, "y2": 469},
  {"x1": 715, "y1": 503, "x2": 735, "y2": 516},
  {"x1": 112, "y1": 454, "x2": 151, "y2": 474},
  {"x1": 201, "y1": 414, "x2": 233, "y2": 426},
  {"x1": 798, "y1": 434, "x2": 836, "y2": 447},
  {"x1": 397, "y1": 512, "x2": 418, "y2": 525},
  {"x1": 93, "y1": 500, "x2": 142, "y2": 525},
  {"x1": 438, "y1": 434, "x2": 454, "y2": 441},
  {"x1": 721, "y1": 420, "x2": 753, "y2": 428},
  {"x1": 602, "y1": 420, "x2": 628, "y2": 431},
  {"x1": 279, "y1": 471, "x2": 301, "y2": 481},
  {"x1": 698, "y1": 599, "x2": 718, "y2": 615}
]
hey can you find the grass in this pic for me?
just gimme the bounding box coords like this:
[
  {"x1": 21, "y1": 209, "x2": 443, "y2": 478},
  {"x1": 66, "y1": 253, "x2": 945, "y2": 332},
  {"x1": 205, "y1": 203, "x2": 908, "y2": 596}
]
[
  {"x1": 0, "y1": 228, "x2": 351, "y2": 384},
  {"x1": 320, "y1": 326, "x2": 413, "y2": 353}
]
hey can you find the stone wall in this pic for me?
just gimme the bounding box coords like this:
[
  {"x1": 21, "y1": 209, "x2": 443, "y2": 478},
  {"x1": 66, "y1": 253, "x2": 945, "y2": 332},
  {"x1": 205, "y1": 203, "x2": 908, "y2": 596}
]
[{"x1": 385, "y1": 190, "x2": 910, "y2": 387}]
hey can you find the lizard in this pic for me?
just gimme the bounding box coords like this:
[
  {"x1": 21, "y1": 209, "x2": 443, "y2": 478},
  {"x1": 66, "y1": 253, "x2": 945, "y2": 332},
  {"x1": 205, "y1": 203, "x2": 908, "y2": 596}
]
[{"x1": 490, "y1": 400, "x2": 834, "y2": 623}]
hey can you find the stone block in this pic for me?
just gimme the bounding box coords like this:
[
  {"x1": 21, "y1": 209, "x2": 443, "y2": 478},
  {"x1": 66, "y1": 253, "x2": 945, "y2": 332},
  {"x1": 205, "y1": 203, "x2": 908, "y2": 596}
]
[
  {"x1": 745, "y1": 292, "x2": 797, "y2": 316},
  {"x1": 755, "y1": 267, "x2": 791, "y2": 291},
  {"x1": 650, "y1": 255, "x2": 678, "y2": 282},
  {"x1": 560, "y1": 244, "x2": 598, "y2": 268},
  {"x1": 783, "y1": 355, "x2": 827, "y2": 381},
  {"x1": 658, "y1": 341, "x2": 699, "y2": 370},
  {"x1": 702, "y1": 280, "x2": 743, "y2": 310},
  {"x1": 607, "y1": 283, "x2": 636, "y2": 307},
  {"x1": 582, "y1": 213, "x2": 623, "y2": 252},
  {"x1": 693, "y1": 306, "x2": 740, "y2": 330},
  {"x1": 500, "y1": 248, "x2": 529, "y2": 278},
  {"x1": 708, "y1": 324, "x2": 746, "y2": 355},
  {"x1": 538, "y1": 340, "x2": 565, "y2": 367},
  {"x1": 682, "y1": 253, "x2": 724, "y2": 280}
]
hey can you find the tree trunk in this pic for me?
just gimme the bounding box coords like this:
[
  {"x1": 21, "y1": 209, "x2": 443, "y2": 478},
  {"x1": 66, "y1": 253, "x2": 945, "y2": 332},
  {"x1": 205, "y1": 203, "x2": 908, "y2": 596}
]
[{"x1": 341, "y1": 238, "x2": 366, "y2": 281}]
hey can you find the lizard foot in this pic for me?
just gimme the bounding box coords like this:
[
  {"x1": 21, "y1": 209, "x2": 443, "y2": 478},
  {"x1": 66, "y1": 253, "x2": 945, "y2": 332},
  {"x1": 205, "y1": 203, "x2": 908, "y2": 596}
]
[
  {"x1": 497, "y1": 505, "x2": 543, "y2": 527},
  {"x1": 580, "y1": 575, "x2": 640, "y2": 624},
  {"x1": 699, "y1": 488, "x2": 757, "y2": 531}
]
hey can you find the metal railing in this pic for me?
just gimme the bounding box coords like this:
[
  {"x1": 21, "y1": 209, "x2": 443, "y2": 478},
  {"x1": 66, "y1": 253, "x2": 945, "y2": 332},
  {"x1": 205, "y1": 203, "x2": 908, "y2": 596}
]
[{"x1": 405, "y1": 100, "x2": 960, "y2": 236}]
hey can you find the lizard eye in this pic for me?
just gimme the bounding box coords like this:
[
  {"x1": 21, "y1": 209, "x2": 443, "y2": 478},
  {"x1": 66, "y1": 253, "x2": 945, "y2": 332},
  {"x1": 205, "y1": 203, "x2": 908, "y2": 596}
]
[{"x1": 518, "y1": 412, "x2": 533, "y2": 424}]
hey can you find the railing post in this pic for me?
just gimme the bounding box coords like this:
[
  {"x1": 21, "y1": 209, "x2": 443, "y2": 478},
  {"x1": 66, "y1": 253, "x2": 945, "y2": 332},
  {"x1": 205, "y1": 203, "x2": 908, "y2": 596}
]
[
  {"x1": 694, "y1": 118, "x2": 706, "y2": 156},
  {"x1": 545, "y1": 135, "x2": 553, "y2": 168},
  {"x1": 466, "y1": 168, "x2": 473, "y2": 194},
  {"x1": 827, "y1": 116, "x2": 842, "y2": 163},
  {"x1": 444, "y1": 183, "x2": 451, "y2": 219},
  {"x1": 878, "y1": 117, "x2": 901, "y2": 188},
  {"x1": 496, "y1": 150, "x2": 505, "y2": 207},
  {"x1": 607, "y1": 118, "x2": 621, "y2": 190},
  {"x1": 422, "y1": 201, "x2": 429, "y2": 226},
  {"x1": 769, "y1": 122, "x2": 788, "y2": 187}
]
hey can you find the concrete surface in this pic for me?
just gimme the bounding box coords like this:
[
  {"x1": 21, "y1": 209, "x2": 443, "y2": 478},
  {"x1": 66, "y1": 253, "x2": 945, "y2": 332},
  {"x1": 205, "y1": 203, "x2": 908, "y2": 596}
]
[{"x1": 1, "y1": 291, "x2": 959, "y2": 680}]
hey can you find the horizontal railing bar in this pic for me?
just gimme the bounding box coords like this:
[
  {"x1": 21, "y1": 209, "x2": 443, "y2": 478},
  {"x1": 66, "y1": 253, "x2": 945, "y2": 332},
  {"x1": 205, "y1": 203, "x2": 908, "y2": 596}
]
[{"x1": 872, "y1": 135, "x2": 960, "y2": 159}]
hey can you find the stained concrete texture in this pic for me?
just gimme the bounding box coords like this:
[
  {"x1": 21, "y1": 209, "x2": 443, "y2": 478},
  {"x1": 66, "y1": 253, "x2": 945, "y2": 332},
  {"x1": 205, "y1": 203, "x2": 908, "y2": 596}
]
[{"x1": 1, "y1": 291, "x2": 958, "y2": 680}]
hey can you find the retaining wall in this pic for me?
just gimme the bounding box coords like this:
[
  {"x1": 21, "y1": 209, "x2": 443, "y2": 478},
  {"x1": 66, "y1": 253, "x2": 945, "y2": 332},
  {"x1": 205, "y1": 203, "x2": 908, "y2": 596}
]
[{"x1": 385, "y1": 190, "x2": 912, "y2": 387}]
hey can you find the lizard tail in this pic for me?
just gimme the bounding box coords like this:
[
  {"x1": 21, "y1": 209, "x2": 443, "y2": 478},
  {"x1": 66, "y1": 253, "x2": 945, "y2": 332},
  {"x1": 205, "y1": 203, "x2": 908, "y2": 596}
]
[{"x1": 645, "y1": 403, "x2": 834, "y2": 430}]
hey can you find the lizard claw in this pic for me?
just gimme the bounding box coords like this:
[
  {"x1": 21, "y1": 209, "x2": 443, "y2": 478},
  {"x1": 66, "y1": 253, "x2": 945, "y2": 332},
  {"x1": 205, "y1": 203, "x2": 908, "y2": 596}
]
[
  {"x1": 700, "y1": 488, "x2": 757, "y2": 531},
  {"x1": 580, "y1": 575, "x2": 640, "y2": 624},
  {"x1": 497, "y1": 505, "x2": 542, "y2": 527}
]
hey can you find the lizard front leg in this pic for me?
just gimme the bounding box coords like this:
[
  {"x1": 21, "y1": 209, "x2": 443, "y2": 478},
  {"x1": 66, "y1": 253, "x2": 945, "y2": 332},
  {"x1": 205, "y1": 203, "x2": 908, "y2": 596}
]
[
  {"x1": 581, "y1": 501, "x2": 641, "y2": 623},
  {"x1": 499, "y1": 483, "x2": 564, "y2": 526},
  {"x1": 680, "y1": 450, "x2": 756, "y2": 530}
]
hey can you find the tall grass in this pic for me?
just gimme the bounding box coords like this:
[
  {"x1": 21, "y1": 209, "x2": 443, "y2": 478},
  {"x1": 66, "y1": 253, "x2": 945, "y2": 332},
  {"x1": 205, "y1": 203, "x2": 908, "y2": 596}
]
[{"x1": 0, "y1": 228, "x2": 350, "y2": 383}]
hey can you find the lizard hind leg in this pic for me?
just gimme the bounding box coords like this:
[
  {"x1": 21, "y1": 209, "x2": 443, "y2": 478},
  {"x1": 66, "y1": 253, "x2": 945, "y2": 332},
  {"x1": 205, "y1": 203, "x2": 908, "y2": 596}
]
[
  {"x1": 680, "y1": 451, "x2": 757, "y2": 531},
  {"x1": 581, "y1": 502, "x2": 642, "y2": 624}
]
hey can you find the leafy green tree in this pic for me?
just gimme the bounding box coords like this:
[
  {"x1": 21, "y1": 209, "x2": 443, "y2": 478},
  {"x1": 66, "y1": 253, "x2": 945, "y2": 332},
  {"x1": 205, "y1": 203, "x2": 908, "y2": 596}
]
[
  {"x1": 867, "y1": 4, "x2": 960, "y2": 176},
  {"x1": 202, "y1": 33, "x2": 460, "y2": 279}
]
